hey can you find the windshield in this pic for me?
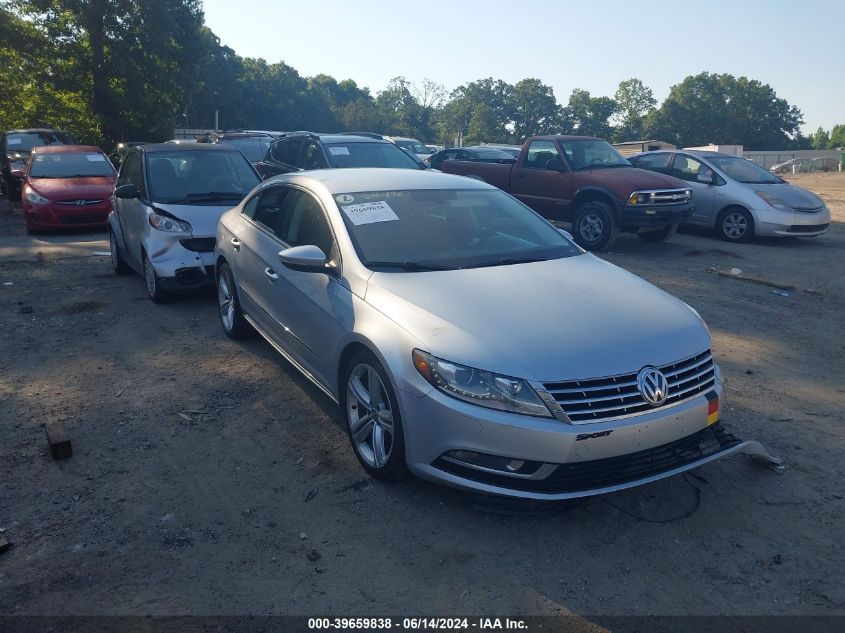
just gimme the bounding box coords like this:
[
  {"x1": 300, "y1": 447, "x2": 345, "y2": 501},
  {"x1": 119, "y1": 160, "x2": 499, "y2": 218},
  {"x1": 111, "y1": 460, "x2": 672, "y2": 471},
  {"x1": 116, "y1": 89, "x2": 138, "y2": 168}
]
[
  {"x1": 325, "y1": 142, "x2": 422, "y2": 169},
  {"x1": 145, "y1": 150, "x2": 260, "y2": 204},
  {"x1": 6, "y1": 131, "x2": 77, "y2": 153},
  {"x1": 30, "y1": 151, "x2": 115, "y2": 178},
  {"x1": 562, "y1": 140, "x2": 630, "y2": 170},
  {"x1": 395, "y1": 140, "x2": 432, "y2": 155},
  {"x1": 706, "y1": 155, "x2": 782, "y2": 184},
  {"x1": 334, "y1": 189, "x2": 582, "y2": 271},
  {"x1": 216, "y1": 137, "x2": 271, "y2": 162}
]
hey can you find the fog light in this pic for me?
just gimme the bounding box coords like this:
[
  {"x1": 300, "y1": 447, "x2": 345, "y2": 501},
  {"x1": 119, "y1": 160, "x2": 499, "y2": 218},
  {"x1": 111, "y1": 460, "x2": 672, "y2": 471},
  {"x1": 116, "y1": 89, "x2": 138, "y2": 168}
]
[{"x1": 444, "y1": 450, "x2": 534, "y2": 475}]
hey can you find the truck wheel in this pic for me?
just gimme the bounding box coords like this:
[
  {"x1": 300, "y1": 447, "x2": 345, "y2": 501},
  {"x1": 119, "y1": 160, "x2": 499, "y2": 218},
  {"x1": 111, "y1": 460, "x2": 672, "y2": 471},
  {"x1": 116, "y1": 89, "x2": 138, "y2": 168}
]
[
  {"x1": 571, "y1": 201, "x2": 619, "y2": 251},
  {"x1": 638, "y1": 224, "x2": 678, "y2": 243}
]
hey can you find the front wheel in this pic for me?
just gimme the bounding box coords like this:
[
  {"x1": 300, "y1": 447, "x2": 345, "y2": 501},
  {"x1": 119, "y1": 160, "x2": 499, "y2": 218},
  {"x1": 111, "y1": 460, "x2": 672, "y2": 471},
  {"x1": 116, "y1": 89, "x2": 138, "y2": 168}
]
[
  {"x1": 637, "y1": 223, "x2": 678, "y2": 243},
  {"x1": 717, "y1": 207, "x2": 754, "y2": 243},
  {"x1": 571, "y1": 201, "x2": 619, "y2": 251},
  {"x1": 217, "y1": 262, "x2": 253, "y2": 339},
  {"x1": 109, "y1": 229, "x2": 131, "y2": 275},
  {"x1": 143, "y1": 252, "x2": 168, "y2": 303},
  {"x1": 343, "y1": 351, "x2": 407, "y2": 482}
]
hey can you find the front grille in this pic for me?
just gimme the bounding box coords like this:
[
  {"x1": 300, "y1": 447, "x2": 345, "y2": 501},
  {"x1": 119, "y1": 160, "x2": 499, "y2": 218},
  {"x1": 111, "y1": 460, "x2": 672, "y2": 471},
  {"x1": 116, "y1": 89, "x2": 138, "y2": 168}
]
[
  {"x1": 179, "y1": 238, "x2": 215, "y2": 252},
  {"x1": 650, "y1": 190, "x2": 690, "y2": 204},
  {"x1": 56, "y1": 199, "x2": 104, "y2": 206},
  {"x1": 543, "y1": 350, "x2": 715, "y2": 423},
  {"x1": 793, "y1": 206, "x2": 823, "y2": 213},
  {"x1": 59, "y1": 213, "x2": 105, "y2": 224},
  {"x1": 788, "y1": 223, "x2": 828, "y2": 233},
  {"x1": 433, "y1": 422, "x2": 741, "y2": 494}
]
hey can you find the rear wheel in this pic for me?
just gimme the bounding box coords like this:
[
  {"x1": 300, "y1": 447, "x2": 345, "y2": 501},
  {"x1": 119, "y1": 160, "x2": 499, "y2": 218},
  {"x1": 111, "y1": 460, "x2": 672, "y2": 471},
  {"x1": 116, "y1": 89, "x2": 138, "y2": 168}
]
[
  {"x1": 717, "y1": 207, "x2": 754, "y2": 243},
  {"x1": 217, "y1": 262, "x2": 253, "y2": 339},
  {"x1": 109, "y1": 229, "x2": 131, "y2": 275},
  {"x1": 343, "y1": 350, "x2": 407, "y2": 482},
  {"x1": 143, "y1": 252, "x2": 168, "y2": 303},
  {"x1": 571, "y1": 201, "x2": 619, "y2": 251},
  {"x1": 637, "y1": 223, "x2": 678, "y2": 243}
]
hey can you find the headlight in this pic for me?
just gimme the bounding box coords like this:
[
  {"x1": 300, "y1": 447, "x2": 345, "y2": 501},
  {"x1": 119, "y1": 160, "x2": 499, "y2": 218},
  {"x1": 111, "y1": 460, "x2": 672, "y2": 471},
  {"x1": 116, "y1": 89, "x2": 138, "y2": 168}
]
[
  {"x1": 412, "y1": 349, "x2": 551, "y2": 418},
  {"x1": 25, "y1": 189, "x2": 49, "y2": 205},
  {"x1": 628, "y1": 191, "x2": 653, "y2": 205},
  {"x1": 755, "y1": 191, "x2": 792, "y2": 212},
  {"x1": 148, "y1": 212, "x2": 191, "y2": 233}
]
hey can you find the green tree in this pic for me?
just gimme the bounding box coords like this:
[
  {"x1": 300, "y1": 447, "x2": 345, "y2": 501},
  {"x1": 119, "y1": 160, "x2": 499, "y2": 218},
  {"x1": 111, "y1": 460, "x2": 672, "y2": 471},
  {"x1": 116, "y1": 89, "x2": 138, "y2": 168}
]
[
  {"x1": 830, "y1": 124, "x2": 845, "y2": 149},
  {"x1": 508, "y1": 78, "x2": 561, "y2": 140},
  {"x1": 436, "y1": 78, "x2": 512, "y2": 145},
  {"x1": 810, "y1": 127, "x2": 830, "y2": 150},
  {"x1": 562, "y1": 89, "x2": 616, "y2": 139},
  {"x1": 645, "y1": 72, "x2": 803, "y2": 150},
  {"x1": 612, "y1": 78, "x2": 656, "y2": 141}
]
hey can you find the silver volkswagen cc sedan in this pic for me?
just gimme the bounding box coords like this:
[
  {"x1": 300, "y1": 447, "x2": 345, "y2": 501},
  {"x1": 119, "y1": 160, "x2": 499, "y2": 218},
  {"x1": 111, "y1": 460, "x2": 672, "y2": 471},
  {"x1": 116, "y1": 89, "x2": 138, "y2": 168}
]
[{"x1": 214, "y1": 168, "x2": 779, "y2": 499}]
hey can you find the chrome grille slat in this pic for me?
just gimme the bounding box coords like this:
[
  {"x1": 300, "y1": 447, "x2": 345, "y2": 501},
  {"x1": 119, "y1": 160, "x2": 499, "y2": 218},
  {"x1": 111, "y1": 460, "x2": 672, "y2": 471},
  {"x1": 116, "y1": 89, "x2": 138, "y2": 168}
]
[{"x1": 543, "y1": 350, "x2": 715, "y2": 423}]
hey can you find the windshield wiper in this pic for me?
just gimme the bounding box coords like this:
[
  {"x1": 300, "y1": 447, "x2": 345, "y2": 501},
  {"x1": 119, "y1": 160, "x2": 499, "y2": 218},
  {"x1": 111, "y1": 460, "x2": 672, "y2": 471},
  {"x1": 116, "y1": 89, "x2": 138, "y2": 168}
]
[
  {"x1": 164, "y1": 192, "x2": 244, "y2": 204},
  {"x1": 461, "y1": 256, "x2": 550, "y2": 269},
  {"x1": 366, "y1": 260, "x2": 454, "y2": 271}
]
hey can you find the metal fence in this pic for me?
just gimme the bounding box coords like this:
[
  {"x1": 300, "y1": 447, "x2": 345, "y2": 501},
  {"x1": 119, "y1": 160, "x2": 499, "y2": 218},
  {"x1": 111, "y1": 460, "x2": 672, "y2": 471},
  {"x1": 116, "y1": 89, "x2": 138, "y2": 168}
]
[{"x1": 743, "y1": 149, "x2": 844, "y2": 171}]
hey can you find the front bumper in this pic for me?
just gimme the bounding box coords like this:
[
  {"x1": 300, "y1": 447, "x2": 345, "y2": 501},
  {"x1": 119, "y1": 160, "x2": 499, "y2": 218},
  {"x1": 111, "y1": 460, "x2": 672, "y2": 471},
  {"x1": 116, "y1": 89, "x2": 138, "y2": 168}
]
[
  {"x1": 23, "y1": 200, "x2": 112, "y2": 229},
  {"x1": 147, "y1": 236, "x2": 216, "y2": 290},
  {"x1": 619, "y1": 202, "x2": 694, "y2": 229},
  {"x1": 752, "y1": 206, "x2": 831, "y2": 237},
  {"x1": 400, "y1": 377, "x2": 778, "y2": 499}
]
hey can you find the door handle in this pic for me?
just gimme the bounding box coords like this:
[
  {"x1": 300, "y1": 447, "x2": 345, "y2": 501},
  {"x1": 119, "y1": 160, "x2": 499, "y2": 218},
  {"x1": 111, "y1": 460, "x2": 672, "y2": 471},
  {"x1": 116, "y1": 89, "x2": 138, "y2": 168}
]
[
  {"x1": 230, "y1": 238, "x2": 241, "y2": 250},
  {"x1": 264, "y1": 267, "x2": 278, "y2": 281}
]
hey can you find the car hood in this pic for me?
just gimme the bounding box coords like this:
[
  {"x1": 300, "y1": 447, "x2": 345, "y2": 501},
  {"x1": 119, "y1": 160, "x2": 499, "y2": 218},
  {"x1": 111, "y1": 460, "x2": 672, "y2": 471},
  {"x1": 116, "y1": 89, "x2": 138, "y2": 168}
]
[
  {"x1": 752, "y1": 182, "x2": 825, "y2": 209},
  {"x1": 29, "y1": 176, "x2": 115, "y2": 200},
  {"x1": 364, "y1": 254, "x2": 710, "y2": 382},
  {"x1": 579, "y1": 167, "x2": 687, "y2": 191},
  {"x1": 153, "y1": 202, "x2": 239, "y2": 237}
]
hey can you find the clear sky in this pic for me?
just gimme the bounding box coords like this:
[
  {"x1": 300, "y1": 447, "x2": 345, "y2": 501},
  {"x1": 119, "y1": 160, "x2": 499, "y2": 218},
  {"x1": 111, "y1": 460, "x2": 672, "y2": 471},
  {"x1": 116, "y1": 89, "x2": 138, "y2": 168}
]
[{"x1": 202, "y1": 0, "x2": 844, "y2": 134}]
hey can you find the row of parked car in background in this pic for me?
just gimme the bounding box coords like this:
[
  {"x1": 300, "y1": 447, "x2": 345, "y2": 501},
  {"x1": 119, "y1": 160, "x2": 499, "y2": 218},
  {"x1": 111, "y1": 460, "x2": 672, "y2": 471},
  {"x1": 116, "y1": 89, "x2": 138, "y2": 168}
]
[
  {"x1": 1, "y1": 123, "x2": 791, "y2": 500},
  {"x1": 1, "y1": 126, "x2": 831, "y2": 248}
]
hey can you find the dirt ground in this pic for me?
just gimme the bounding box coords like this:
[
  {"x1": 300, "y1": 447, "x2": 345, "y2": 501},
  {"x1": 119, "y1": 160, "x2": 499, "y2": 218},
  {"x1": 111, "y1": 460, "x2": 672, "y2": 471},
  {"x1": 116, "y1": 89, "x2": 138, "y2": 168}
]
[{"x1": 0, "y1": 173, "x2": 843, "y2": 618}]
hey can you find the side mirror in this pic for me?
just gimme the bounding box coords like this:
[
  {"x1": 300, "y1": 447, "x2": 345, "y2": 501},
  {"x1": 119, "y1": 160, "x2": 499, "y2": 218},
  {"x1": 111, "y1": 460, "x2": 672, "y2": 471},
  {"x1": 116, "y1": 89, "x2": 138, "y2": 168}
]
[
  {"x1": 558, "y1": 228, "x2": 574, "y2": 241},
  {"x1": 696, "y1": 172, "x2": 714, "y2": 185},
  {"x1": 546, "y1": 158, "x2": 567, "y2": 172},
  {"x1": 278, "y1": 244, "x2": 328, "y2": 273},
  {"x1": 115, "y1": 183, "x2": 139, "y2": 199}
]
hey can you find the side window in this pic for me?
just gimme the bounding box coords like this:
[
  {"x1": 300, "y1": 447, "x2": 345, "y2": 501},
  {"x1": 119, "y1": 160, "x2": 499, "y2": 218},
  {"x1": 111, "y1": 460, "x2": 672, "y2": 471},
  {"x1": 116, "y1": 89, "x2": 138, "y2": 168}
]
[
  {"x1": 300, "y1": 141, "x2": 327, "y2": 170},
  {"x1": 631, "y1": 153, "x2": 672, "y2": 175},
  {"x1": 278, "y1": 190, "x2": 335, "y2": 257},
  {"x1": 252, "y1": 186, "x2": 292, "y2": 235},
  {"x1": 672, "y1": 155, "x2": 714, "y2": 182},
  {"x1": 241, "y1": 192, "x2": 261, "y2": 219},
  {"x1": 270, "y1": 139, "x2": 302, "y2": 167},
  {"x1": 525, "y1": 140, "x2": 562, "y2": 170},
  {"x1": 120, "y1": 153, "x2": 144, "y2": 195}
]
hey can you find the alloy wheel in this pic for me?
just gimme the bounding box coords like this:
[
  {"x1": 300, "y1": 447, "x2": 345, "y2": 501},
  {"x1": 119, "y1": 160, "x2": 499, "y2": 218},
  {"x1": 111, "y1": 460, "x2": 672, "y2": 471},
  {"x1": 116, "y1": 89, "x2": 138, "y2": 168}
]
[
  {"x1": 218, "y1": 271, "x2": 234, "y2": 333},
  {"x1": 346, "y1": 363, "x2": 395, "y2": 469},
  {"x1": 578, "y1": 212, "x2": 604, "y2": 243},
  {"x1": 723, "y1": 212, "x2": 748, "y2": 239}
]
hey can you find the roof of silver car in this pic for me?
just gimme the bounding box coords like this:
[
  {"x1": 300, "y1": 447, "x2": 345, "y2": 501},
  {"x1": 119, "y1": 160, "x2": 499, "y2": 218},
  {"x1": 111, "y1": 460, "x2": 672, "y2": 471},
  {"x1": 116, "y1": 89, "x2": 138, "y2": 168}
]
[{"x1": 273, "y1": 168, "x2": 495, "y2": 194}]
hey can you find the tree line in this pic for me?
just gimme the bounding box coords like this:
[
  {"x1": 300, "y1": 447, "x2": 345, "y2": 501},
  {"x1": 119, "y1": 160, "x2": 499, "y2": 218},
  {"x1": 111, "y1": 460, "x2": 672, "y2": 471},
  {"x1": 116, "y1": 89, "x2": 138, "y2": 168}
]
[{"x1": 1, "y1": 1, "x2": 838, "y2": 152}]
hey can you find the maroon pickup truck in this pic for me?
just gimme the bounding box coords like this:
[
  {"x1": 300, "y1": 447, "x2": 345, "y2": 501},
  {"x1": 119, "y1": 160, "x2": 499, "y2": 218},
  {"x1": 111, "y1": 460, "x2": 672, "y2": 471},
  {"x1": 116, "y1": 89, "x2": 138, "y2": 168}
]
[{"x1": 441, "y1": 135, "x2": 694, "y2": 250}]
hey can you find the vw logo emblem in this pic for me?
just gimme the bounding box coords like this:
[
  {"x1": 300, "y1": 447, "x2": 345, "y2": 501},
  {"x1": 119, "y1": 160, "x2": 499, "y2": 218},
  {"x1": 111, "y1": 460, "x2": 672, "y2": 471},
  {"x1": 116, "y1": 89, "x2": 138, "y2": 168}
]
[{"x1": 637, "y1": 367, "x2": 669, "y2": 406}]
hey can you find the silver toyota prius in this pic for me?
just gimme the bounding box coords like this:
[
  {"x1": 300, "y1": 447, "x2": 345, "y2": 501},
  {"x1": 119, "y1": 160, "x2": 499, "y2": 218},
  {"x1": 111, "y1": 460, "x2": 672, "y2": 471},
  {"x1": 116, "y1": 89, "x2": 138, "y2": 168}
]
[
  {"x1": 629, "y1": 150, "x2": 831, "y2": 242},
  {"x1": 214, "y1": 168, "x2": 780, "y2": 499}
]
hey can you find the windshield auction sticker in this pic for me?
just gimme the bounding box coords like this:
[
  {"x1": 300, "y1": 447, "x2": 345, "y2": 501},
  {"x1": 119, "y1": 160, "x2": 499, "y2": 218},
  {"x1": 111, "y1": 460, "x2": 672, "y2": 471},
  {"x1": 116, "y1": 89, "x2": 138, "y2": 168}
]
[
  {"x1": 86, "y1": 154, "x2": 107, "y2": 161},
  {"x1": 328, "y1": 146, "x2": 350, "y2": 156},
  {"x1": 341, "y1": 201, "x2": 399, "y2": 226}
]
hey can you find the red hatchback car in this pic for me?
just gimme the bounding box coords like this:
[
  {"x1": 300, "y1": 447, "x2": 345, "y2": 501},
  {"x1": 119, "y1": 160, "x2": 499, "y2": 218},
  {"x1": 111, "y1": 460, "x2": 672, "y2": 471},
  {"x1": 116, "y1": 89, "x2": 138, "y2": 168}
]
[{"x1": 22, "y1": 145, "x2": 116, "y2": 232}]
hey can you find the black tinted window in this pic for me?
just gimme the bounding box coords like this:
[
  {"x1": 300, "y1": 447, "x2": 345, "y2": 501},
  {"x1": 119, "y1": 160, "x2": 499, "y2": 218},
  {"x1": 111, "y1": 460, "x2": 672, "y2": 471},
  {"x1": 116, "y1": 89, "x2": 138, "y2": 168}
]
[
  {"x1": 270, "y1": 139, "x2": 302, "y2": 166},
  {"x1": 631, "y1": 153, "x2": 672, "y2": 174},
  {"x1": 119, "y1": 153, "x2": 143, "y2": 192},
  {"x1": 252, "y1": 187, "x2": 291, "y2": 234}
]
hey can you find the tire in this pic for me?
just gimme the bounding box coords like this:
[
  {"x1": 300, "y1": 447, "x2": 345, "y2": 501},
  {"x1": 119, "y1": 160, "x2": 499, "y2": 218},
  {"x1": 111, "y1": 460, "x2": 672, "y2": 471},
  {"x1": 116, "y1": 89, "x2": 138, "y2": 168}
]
[
  {"x1": 6, "y1": 179, "x2": 21, "y2": 202},
  {"x1": 637, "y1": 223, "x2": 678, "y2": 243},
  {"x1": 716, "y1": 207, "x2": 754, "y2": 243},
  {"x1": 109, "y1": 229, "x2": 131, "y2": 275},
  {"x1": 343, "y1": 350, "x2": 408, "y2": 482},
  {"x1": 571, "y1": 201, "x2": 619, "y2": 251},
  {"x1": 143, "y1": 252, "x2": 168, "y2": 303},
  {"x1": 216, "y1": 262, "x2": 253, "y2": 339}
]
